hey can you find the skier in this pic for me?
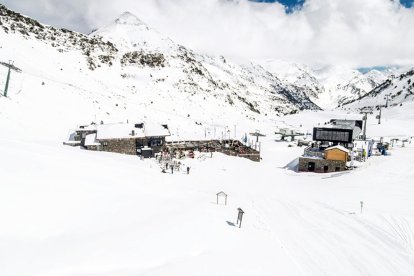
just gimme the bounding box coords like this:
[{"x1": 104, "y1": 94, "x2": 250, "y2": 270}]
[
  {"x1": 171, "y1": 164, "x2": 174, "y2": 174},
  {"x1": 187, "y1": 166, "x2": 190, "y2": 175}
]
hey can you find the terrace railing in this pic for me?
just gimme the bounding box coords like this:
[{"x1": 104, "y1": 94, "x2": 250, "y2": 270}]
[{"x1": 304, "y1": 146, "x2": 324, "y2": 158}]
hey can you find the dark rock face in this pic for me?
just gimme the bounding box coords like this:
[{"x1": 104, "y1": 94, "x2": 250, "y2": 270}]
[
  {"x1": 0, "y1": 4, "x2": 117, "y2": 70},
  {"x1": 121, "y1": 51, "x2": 166, "y2": 67}
]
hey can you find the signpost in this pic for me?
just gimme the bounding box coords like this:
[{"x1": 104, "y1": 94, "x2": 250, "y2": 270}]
[{"x1": 236, "y1": 208, "x2": 245, "y2": 228}]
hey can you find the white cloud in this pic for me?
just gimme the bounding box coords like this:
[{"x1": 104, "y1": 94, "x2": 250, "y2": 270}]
[{"x1": 2, "y1": 0, "x2": 414, "y2": 68}]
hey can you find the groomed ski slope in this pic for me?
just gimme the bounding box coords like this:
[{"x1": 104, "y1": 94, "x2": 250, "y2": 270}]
[{"x1": 1, "y1": 108, "x2": 414, "y2": 276}]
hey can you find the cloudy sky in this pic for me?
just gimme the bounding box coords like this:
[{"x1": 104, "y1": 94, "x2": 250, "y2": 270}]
[{"x1": 2, "y1": 0, "x2": 414, "y2": 68}]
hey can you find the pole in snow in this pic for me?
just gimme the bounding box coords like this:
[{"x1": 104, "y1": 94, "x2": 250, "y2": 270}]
[
  {"x1": 377, "y1": 106, "x2": 382, "y2": 125},
  {"x1": 4, "y1": 65, "x2": 11, "y2": 97},
  {"x1": 236, "y1": 208, "x2": 244, "y2": 228}
]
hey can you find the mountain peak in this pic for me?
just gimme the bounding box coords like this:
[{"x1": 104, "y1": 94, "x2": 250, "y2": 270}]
[{"x1": 115, "y1": 11, "x2": 145, "y2": 26}]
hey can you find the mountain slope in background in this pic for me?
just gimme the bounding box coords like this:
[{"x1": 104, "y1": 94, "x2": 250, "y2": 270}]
[
  {"x1": 260, "y1": 60, "x2": 390, "y2": 109},
  {"x1": 342, "y1": 69, "x2": 414, "y2": 109},
  {"x1": 0, "y1": 4, "x2": 320, "y2": 142}
]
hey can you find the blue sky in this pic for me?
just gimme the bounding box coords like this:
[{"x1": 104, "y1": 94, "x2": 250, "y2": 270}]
[
  {"x1": 252, "y1": 0, "x2": 414, "y2": 9},
  {"x1": 252, "y1": 0, "x2": 305, "y2": 12}
]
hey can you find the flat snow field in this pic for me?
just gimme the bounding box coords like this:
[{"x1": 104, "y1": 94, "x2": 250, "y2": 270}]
[{"x1": 1, "y1": 110, "x2": 414, "y2": 276}]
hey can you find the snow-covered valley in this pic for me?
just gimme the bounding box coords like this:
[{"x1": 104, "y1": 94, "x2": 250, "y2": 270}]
[{"x1": 1, "y1": 108, "x2": 414, "y2": 276}]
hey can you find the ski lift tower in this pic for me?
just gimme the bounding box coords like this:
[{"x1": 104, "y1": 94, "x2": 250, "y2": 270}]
[
  {"x1": 0, "y1": 60, "x2": 22, "y2": 97},
  {"x1": 250, "y1": 130, "x2": 266, "y2": 143},
  {"x1": 384, "y1": 93, "x2": 392, "y2": 108},
  {"x1": 360, "y1": 107, "x2": 373, "y2": 140}
]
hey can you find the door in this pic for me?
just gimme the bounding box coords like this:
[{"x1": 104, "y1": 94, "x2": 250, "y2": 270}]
[{"x1": 308, "y1": 162, "x2": 315, "y2": 172}]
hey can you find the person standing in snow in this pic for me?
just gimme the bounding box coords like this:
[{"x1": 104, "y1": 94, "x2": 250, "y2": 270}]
[
  {"x1": 171, "y1": 164, "x2": 174, "y2": 174},
  {"x1": 187, "y1": 166, "x2": 190, "y2": 175}
]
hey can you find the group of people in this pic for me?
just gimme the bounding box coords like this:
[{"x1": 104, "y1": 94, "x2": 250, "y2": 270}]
[
  {"x1": 161, "y1": 160, "x2": 191, "y2": 175},
  {"x1": 155, "y1": 148, "x2": 198, "y2": 175}
]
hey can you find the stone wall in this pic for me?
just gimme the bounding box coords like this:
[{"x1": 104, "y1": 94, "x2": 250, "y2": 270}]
[
  {"x1": 100, "y1": 138, "x2": 137, "y2": 155},
  {"x1": 97, "y1": 137, "x2": 166, "y2": 156},
  {"x1": 298, "y1": 157, "x2": 346, "y2": 173},
  {"x1": 86, "y1": 145, "x2": 100, "y2": 151}
]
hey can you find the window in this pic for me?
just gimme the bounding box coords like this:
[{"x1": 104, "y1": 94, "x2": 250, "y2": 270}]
[
  {"x1": 149, "y1": 138, "x2": 163, "y2": 147},
  {"x1": 314, "y1": 129, "x2": 351, "y2": 142}
]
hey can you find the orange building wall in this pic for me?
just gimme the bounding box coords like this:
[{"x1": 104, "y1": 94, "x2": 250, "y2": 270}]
[{"x1": 325, "y1": 149, "x2": 348, "y2": 161}]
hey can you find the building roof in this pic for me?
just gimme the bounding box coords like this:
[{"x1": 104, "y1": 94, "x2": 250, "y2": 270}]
[
  {"x1": 76, "y1": 124, "x2": 97, "y2": 132},
  {"x1": 144, "y1": 123, "x2": 171, "y2": 137},
  {"x1": 328, "y1": 119, "x2": 362, "y2": 139},
  {"x1": 85, "y1": 133, "x2": 101, "y2": 146},
  {"x1": 96, "y1": 122, "x2": 170, "y2": 140},
  {"x1": 313, "y1": 119, "x2": 363, "y2": 142},
  {"x1": 325, "y1": 145, "x2": 350, "y2": 154}
]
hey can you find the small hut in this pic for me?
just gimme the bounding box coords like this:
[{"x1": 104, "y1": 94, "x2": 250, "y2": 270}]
[
  {"x1": 216, "y1": 191, "x2": 228, "y2": 205},
  {"x1": 324, "y1": 145, "x2": 350, "y2": 162}
]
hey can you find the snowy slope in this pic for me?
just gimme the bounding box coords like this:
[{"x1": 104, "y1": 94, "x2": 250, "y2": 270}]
[{"x1": 0, "y1": 4, "x2": 321, "y2": 143}]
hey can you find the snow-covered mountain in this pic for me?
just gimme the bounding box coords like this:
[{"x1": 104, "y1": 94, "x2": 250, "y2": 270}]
[
  {"x1": 342, "y1": 68, "x2": 414, "y2": 109},
  {"x1": 2, "y1": 5, "x2": 414, "y2": 276},
  {"x1": 260, "y1": 60, "x2": 389, "y2": 109},
  {"x1": 0, "y1": 4, "x2": 321, "y2": 141}
]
